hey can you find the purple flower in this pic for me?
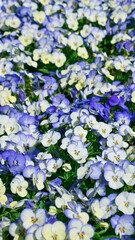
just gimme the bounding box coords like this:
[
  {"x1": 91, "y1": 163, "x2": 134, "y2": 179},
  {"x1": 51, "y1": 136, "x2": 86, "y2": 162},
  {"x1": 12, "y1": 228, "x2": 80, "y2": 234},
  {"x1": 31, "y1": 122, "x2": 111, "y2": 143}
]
[
  {"x1": 109, "y1": 95, "x2": 120, "y2": 106},
  {"x1": 40, "y1": 76, "x2": 58, "y2": 96},
  {"x1": 2, "y1": 150, "x2": 26, "y2": 175}
]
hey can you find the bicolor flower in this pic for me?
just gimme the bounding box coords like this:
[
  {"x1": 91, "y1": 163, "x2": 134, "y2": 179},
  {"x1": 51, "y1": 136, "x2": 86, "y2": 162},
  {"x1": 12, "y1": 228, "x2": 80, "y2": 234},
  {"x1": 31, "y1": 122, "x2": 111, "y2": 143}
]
[{"x1": 111, "y1": 214, "x2": 134, "y2": 238}]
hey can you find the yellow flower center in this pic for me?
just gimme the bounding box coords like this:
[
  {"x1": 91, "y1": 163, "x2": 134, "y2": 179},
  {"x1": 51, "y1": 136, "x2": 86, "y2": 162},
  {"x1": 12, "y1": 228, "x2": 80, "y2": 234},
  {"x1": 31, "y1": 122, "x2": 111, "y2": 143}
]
[
  {"x1": 14, "y1": 161, "x2": 18, "y2": 166},
  {"x1": 107, "y1": 207, "x2": 111, "y2": 211},
  {"x1": 120, "y1": 227, "x2": 124, "y2": 232},
  {"x1": 18, "y1": 186, "x2": 21, "y2": 191},
  {"x1": 113, "y1": 176, "x2": 117, "y2": 181},
  {"x1": 125, "y1": 202, "x2": 128, "y2": 207},
  {"x1": 79, "y1": 233, "x2": 83, "y2": 238},
  {"x1": 48, "y1": 139, "x2": 51, "y2": 143},
  {"x1": 116, "y1": 156, "x2": 119, "y2": 160},
  {"x1": 2, "y1": 69, "x2": 5, "y2": 73},
  {"x1": 32, "y1": 218, "x2": 37, "y2": 223},
  {"x1": 75, "y1": 151, "x2": 79, "y2": 155}
]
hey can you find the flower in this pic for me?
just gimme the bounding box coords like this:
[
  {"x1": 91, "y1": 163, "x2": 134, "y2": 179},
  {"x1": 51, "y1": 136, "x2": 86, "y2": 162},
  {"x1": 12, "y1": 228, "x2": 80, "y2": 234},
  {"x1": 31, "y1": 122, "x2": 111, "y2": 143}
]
[
  {"x1": 98, "y1": 122, "x2": 112, "y2": 138},
  {"x1": 67, "y1": 140, "x2": 88, "y2": 163},
  {"x1": 20, "y1": 208, "x2": 47, "y2": 230},
  {"x1": 74, "y1": 126, "x2": 87, "y2": 142},
  {"x1": 41, "y1": 130, "x2": 61, "y2": 147},
  {"x1": 55, "y1": 193, "x2": 72, "y2": 210},
  {"x1": 52, "y1": 51, "x2": 66, "y2": 67},
  {"x1": 10, "y1": 175, "x2": 28, "y2": 197},
  {"x1": 104, "y1": 162, "x2": 124, "y2": 189},
  {"x1": 68, "y1": 219, "x2": 94, "y2": 240},
  {"x1": 9, "y1": 219, "x2": 26, "y2": 240},
  {"x1": 115, "y1": 192, "x2": 135, "y2": 214},
  {"x1": 5, "y1": 15, "x2": 21, "y2": 28},
  {"x1": 122, "y1": 164, "x2": 135, "y2": 186},
  {"x1": 19, "y1": 34, "x2": 33, "y2": 46},
  {"x1": 46, "y1": 158, "x2": 63, "y2": 173},
  {"x1": 0, "y1": 178, "x2": 7, "y2": 206},
  {"x1": 33, "y1": 11, "x2": 46, "y2": 24},
  {"x1": 68, "y1": 33, "x2": 83, "y2": 50},
  {"x1": 107, "y1": 147, "x2": 127, "y2": 164},
  {"x1": 62, "y1": 163, "x2": 72, "y2": 172},
  {"x1": 77, "y1": 47, "x2": 89, "y2": 59},
  {"x1": 32, "y1": 170, "x2": 46, "y2": 190},
  {"x1": 42, "y1": 221, "x2": 66, "y2": 240},
  {"x1": 64, "y1": 202, "x2": 89, "y2": 224},
  {"x1": 111, "y1": 214, "x2": 134, "y2": 238}
]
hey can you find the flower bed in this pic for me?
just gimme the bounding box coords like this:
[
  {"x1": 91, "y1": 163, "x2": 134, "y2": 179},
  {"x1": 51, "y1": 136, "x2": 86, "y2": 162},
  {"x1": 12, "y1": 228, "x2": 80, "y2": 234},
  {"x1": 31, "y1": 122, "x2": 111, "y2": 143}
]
[{"x1": 0, "y1": 0, "x2": 135, "y2": 239}]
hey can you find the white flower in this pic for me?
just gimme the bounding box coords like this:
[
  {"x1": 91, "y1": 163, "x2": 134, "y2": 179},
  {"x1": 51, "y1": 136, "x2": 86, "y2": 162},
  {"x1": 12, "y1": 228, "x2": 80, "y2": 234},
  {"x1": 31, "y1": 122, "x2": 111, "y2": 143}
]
[
  {"x1": 0, "y1": 178, "x2": 7, "y2": 205},
  {"x1": 42, "y1": 221, "x2": 66, "y2": 240},
  {"x1": 67, "y1": 16, "x2": 78, "y2": 30},
  {"x1": 68, "y1": 34, "x2": 83, "y2": 50},
  {"x1": 41, "y1": 130, "x2": 61, "y2": 147},
  {"x1": 33, "y1": 11, "x2": 45, "y2": 23},
  {"x1": 0, "y1": 86, "x2": 16, "y2": 106},
  {"x1": 41, "y1": 52, "x2": 52, "y2": 64},
  {"x1": 5, "y1": 118, "x2": 21, "y2": 135},
  {"x1": 52, "y1": 51, "x2": 66, "y2": 67},
  {"x1": 91, "y1": 199, "x2": 104, "y2": 219},
  {"x1": 19, "y1": 34, "x2": 33, "y2": 46},
  {"x1": 10, "y1": 175, "x2": 28, "y2": 197},
  {"x1": 46, "y1": 158, "x2": 63, "y2": 173},
  {"x1": 25, "y1": 56, "x2": 37, "y2": 68},
  {"x1": 107, "y1": 134, "x2": 128, "y2": 148},
  {"x1": 55, "y1": 193, "x2": 72, "y2": 209},
  {"x1": 111, "y1": 9, "x2": 127, "y2": 24},
  {"x1": 74, "y1": 126, "x2": 87, "y2": 142},
  {"x1": 5, "y1": 15, "x2": 21, "y2": 28},
  {"x1": 131, "y1": 91, "x2": 135, "y2": 103},
  {"x1": 67, "y1": 141, "x2": 88, "y2": 163},
  {"x1": 33, "y1": 49, "x2": 43, "y2": 61},
  {"x1": 122, "y1": 165, "x2": 135, "y2": 186},
  {"x1": 77, "y1": 47, "x2": 89, "y2": 59},
  {"x1": 20, "y1": 208, "x2": 46, "y2": 230},
  {"x1": 38, "y1": 0, "x2": 51, "y2": 5},
  {"x1": 98, "y1": 122, "x2": 112, "y2": 138},
  {"x1": 80, "y1": 24, "x2": 92, "y2": 38},
  {"x1": 48, "y1": 206, "x2": 57, "y2": 215},
  {"x1": 115, "y1": 192, "x2": 135, "y2": 214},
  {"x1": 62, "y1": 163, "x2": 72, "y2": 172}
]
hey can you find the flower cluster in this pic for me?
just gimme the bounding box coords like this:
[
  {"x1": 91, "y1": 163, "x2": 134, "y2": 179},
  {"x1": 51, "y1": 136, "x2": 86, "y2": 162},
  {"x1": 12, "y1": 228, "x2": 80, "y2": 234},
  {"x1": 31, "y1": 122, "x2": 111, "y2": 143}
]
[{"x1": 0, "y1": 0, "x2": 135, "y2": 239}]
